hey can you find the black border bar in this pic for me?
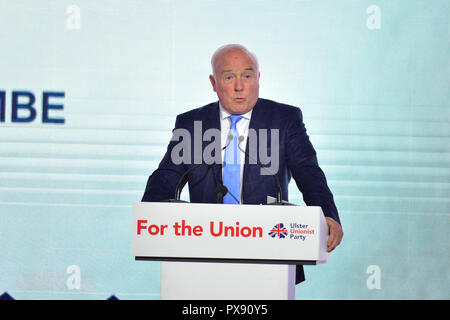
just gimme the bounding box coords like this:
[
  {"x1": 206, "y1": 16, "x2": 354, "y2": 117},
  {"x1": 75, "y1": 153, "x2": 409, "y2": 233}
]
[{"x1": 135, "y1": 256, "x2": 318, "y2": 265}]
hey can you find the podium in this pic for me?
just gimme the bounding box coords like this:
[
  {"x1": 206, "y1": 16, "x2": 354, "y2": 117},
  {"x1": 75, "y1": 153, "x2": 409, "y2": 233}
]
[{"x1": 132, "y1": 202, "x2": 329, "y2": 300}]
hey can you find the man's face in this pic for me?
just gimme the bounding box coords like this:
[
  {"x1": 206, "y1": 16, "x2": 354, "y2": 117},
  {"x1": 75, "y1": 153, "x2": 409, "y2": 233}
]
[{"x1": 209, "y1": 49, "x2": 260, "y2": 115}]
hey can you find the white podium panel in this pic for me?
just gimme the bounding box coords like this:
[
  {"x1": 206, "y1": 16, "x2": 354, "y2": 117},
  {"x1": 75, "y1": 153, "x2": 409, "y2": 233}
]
[
  {"x1": 132, "y1": 202, "x2": 329, "y2": 265},
  {"x1": 161, "y1": 262, "x2": 296, "y2": 300},
  {"x1": 132, "y1": 202, "x2": 329, "y2": 299}
]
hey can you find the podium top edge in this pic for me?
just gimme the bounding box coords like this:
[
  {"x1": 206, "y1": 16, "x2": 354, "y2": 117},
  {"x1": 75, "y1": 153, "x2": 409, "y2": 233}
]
[{"x1": 134, "y1": 201, "x2": 322, "y2": 210}]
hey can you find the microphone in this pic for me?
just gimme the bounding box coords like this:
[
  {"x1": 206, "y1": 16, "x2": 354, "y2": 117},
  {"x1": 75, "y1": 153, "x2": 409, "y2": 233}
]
[
  {"x1": 173, "y1": 163, "x2": 201, "y2": 201},
  {"x1": 173, "y1": 133, "x2": 234, "y2": 202},
  {"x1": 142, "y1": 167, "x2": 187, "y2": 202},
  {"x1": 237, "y1": 136, "x2": 284, "y2": 205},
  {"x1": 225, "y1": 133, "x2": 234, "y2": 148},
  {"x1": 215, "y1": 184, "x2": 228, "y2": 203}
]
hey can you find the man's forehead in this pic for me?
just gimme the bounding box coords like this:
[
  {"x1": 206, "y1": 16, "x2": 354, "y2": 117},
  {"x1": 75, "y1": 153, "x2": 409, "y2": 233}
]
[
  {"x1": 220, "y1": 49, "x2": 254, "y2": 62},
  {"x1": 214, "y1": 48, "x2": 255, "y2": 63}
]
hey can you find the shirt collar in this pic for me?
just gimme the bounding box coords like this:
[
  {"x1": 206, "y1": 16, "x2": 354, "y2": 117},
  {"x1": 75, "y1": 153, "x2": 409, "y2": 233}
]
[{"x1": 219, "y1": 101, "x2": 253, "y2": 121}]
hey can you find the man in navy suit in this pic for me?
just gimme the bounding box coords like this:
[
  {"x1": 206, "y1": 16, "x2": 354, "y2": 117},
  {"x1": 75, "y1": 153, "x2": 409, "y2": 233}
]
[{"x1": 142, "y1": 44, "x2": 343, "y2": 284}]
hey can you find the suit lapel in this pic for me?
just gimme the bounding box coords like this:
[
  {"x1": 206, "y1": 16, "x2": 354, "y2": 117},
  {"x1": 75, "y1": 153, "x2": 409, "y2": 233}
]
[
  {"x1": 242, "y1": 99, "x2": 266, "y2": 202},
  {"x1": 203, "y1": 101, "x2": 223, "y2": 186}
]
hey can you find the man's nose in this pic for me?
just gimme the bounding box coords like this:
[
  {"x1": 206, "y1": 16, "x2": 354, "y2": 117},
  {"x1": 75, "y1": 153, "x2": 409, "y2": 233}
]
[{"x1": 234, "y1": 78, "x2": 243, "y2": 91}]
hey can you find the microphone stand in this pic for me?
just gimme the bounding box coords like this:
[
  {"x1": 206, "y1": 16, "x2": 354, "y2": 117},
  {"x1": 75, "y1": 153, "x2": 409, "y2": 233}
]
[{"x1": 237, "y1": 136, "x2": 289, "y2": 206}]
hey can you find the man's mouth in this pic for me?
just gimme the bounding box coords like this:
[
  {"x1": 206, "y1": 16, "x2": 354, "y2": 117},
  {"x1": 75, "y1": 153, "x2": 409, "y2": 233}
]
[{"x1": 234, "y1": 97, "x2": 246, "y2": 102}]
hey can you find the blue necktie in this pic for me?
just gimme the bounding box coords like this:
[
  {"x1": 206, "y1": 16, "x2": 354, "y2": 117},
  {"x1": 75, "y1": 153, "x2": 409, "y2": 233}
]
[{"x1": 223, "y1": 115, "x2": 243, "y2": 204}]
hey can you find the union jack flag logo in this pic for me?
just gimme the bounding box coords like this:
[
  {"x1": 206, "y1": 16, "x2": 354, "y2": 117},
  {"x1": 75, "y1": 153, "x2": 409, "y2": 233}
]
[{"x1": 268, "y1": 223, "x2": 288, "y2": 238}]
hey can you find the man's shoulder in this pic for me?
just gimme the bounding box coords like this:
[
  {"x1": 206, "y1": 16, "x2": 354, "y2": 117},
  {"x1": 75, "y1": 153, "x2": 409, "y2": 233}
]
[
  {"x1": 177, "y1": 101, "x2": 218, "y2": 120},
  {"x1": 257, "y1": 98, "x2": 300, "y2": 112},
  {"x1": 175, "y1": 98, "x2": 301, "y2": 124},
  {"x1": 256, "y1": 98, "x2": 302, "y2": 121}
]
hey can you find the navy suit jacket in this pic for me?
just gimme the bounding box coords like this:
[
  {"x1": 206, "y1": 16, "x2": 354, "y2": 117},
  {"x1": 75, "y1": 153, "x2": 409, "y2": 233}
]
[{"x1": 142, "y1": 98, "x2": 341, "y2": 284}]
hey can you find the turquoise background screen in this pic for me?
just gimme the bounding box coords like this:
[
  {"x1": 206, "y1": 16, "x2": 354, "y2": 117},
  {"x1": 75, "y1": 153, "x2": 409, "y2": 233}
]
[{"x1": 0, "y1": 0, "x2": 448, "y2": 299}]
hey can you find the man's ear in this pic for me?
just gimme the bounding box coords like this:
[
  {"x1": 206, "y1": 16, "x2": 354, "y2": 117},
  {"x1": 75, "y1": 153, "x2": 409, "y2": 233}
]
[{"x1": 209, "y1": 74, "x2": 217, "y2": 92}]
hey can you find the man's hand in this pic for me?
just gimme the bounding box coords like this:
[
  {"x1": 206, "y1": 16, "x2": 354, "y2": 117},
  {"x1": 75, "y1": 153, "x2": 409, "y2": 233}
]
[{"x1": 326, "y1": 217, "x2": 343, "y2": 253}]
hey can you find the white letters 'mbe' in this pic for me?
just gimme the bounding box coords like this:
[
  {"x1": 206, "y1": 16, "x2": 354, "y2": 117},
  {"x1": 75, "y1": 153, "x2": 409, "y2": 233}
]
[
  {"x1": 66, "y1": 265, "x2": 81, "y2": 290},
  {"x1": 366, "y1": 5, "x2": 381, "y2": 30},
  {"x1": 366, "y1": 265, "x2": 381, "y2": 290}
]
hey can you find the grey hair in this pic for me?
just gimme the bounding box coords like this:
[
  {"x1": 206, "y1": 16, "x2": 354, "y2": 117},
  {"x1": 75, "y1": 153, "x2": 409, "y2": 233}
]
[{"x1": 210, "y1": 44, "x2": 259, "y2": 76}]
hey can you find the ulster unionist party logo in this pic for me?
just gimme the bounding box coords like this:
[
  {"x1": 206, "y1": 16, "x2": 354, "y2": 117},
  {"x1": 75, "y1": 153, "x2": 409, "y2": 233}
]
[
  {"x1": 268, "y1": 222, "x2": 316, "y2": 241},
  {"x1": 268, "y1": 223, "x2": 288, "y2": 239}
]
